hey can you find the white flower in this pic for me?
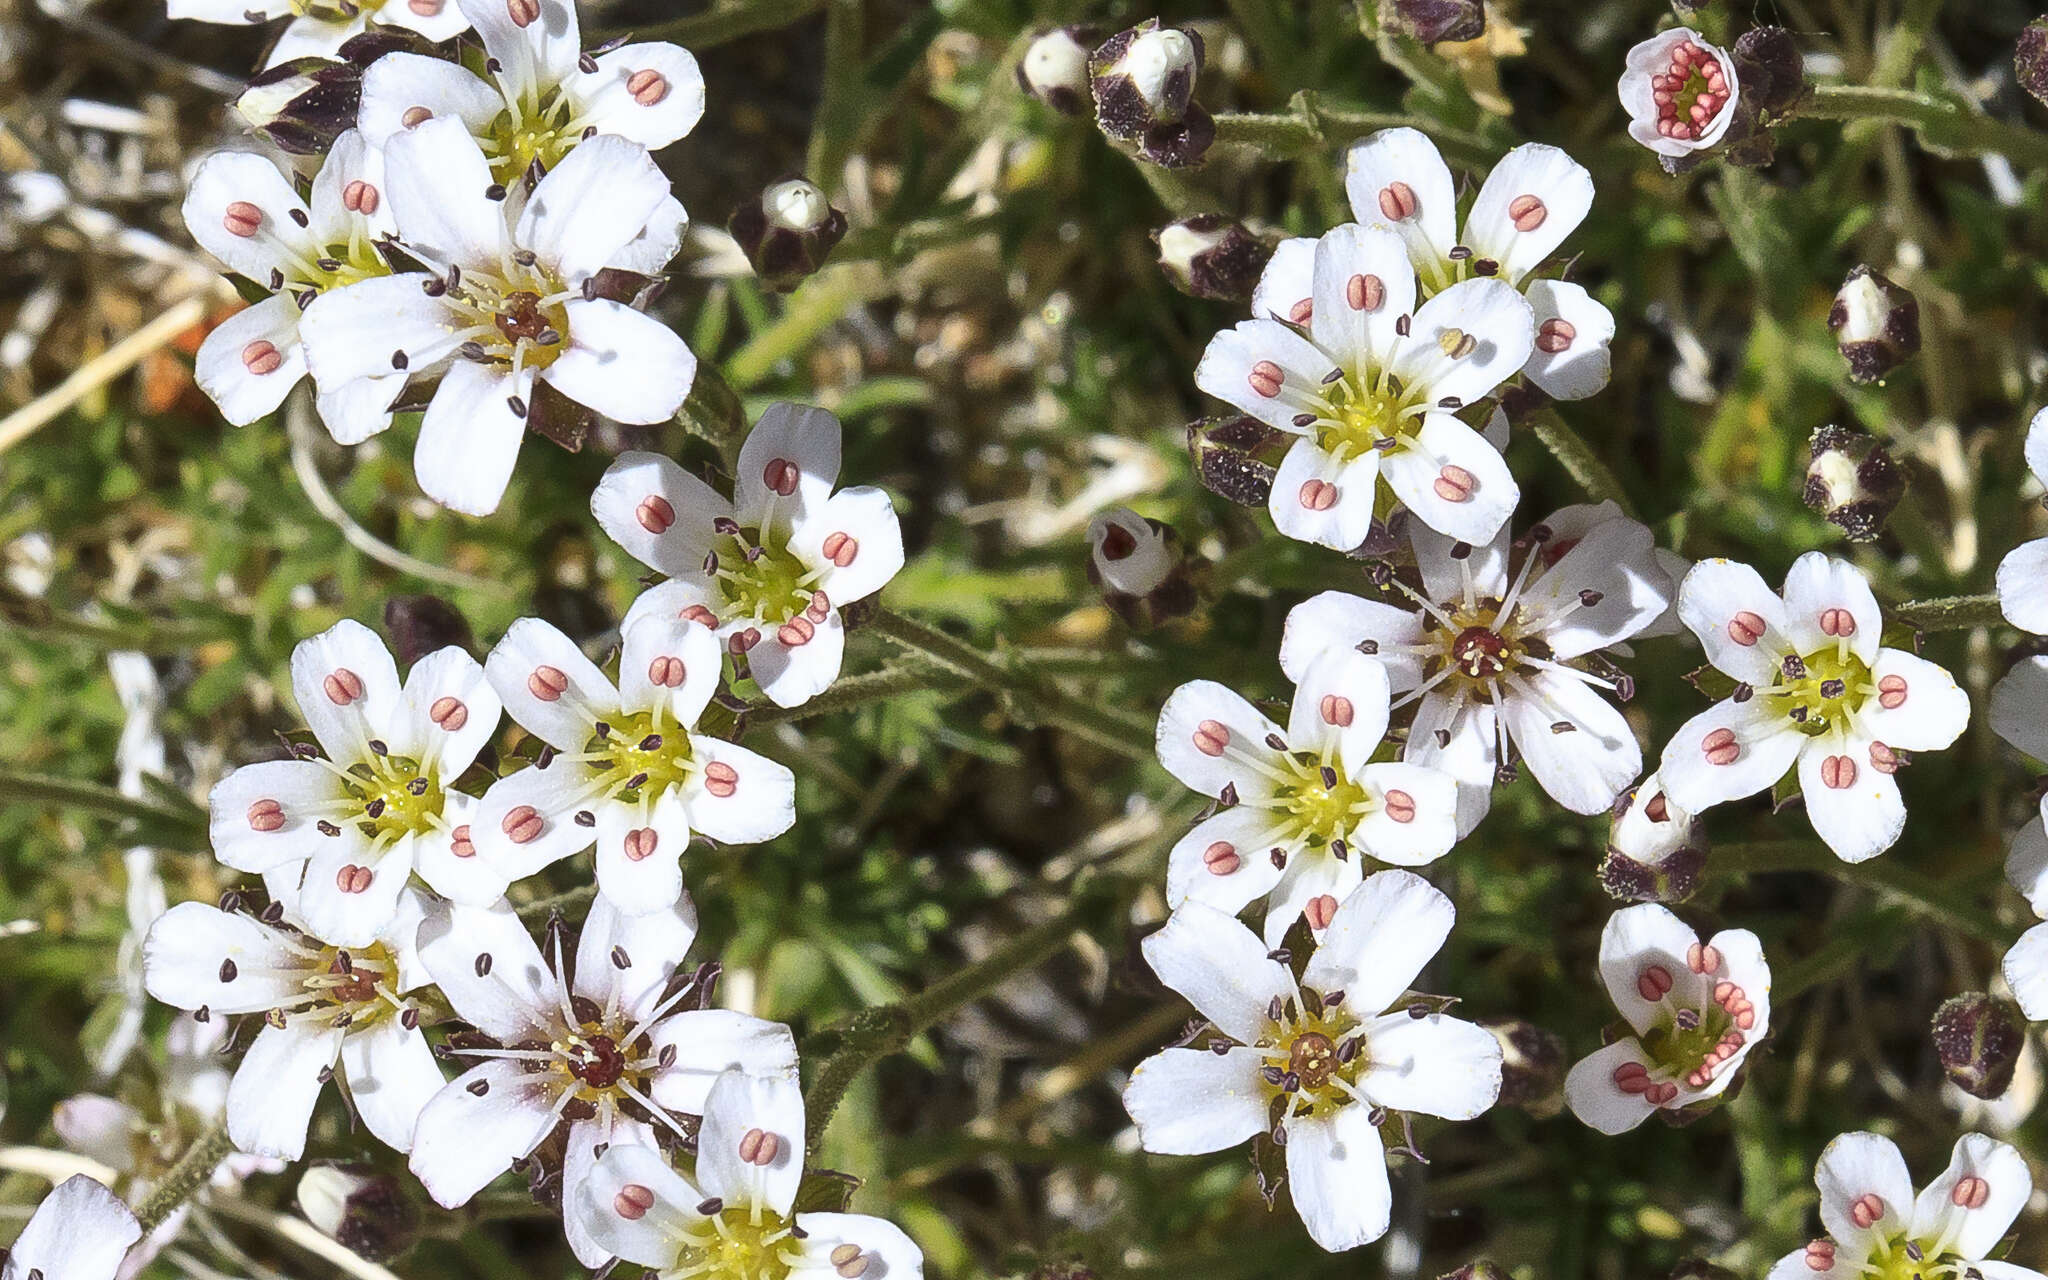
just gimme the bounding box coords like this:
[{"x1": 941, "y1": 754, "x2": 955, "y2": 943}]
[
  {"x1": 1155, "y1": 649, "x2": 1460, "y2": 946},
  {"x1": 205, "y1": 619, "x2": 502, "y2": 947},
  {"x1": 141, "y1": 879, "x2": 443, "y2": 1160},
  {"x1": 1657, "y1": 553, "x2": 1970, "y2": 863},
  {"x1": 1087, "y1": 506, "x2": 1173, "y2": 597},
  {"x1": 1195, "y1": 223, "x2": 1530, "y2": 548},
  {"x1": 181, "y1": 132, "x2": 400, "y2": 438},
  {"x1": 1281, "y1": 501, "x2": 1674, "y2": 834},
  {"x1": 1618, "y1": 28, "x2": 1740, "y2": 157},
  {"x1": 1, "y1": 1174, "x2": 142, "y2": 1280},
  {"x1": 1340, "y1": 127, "x2": 1613, "y2": 401},
  {"x1": 165, "y1": 0, "x2": 470, "y2": 69},
  {"x1": 358, "y1": 0, "x2": 704, "y2": 190},
  {"x1": 408, "y1": 897, "x2": 797, "y2": 1266},
  {"x1": 1989, "y1": 657, "x2": 2048, "y2": 1019},
  {"x1": 592, "y1": 403, "x2": 905, "y2": 709},
  {"x1": 1608, "y1": 773, "x2": 1701, "y2": 869},
  {"x1": 298, "y1": 118, "x2": 694, "y2": 515},
  {"x1": 1766, "y1": 1132, "x2": 2045, "y2": 1280},
  {"x1": 577, "y1": 1067, "x2": 924, "y2": 1280},
  {"x1": 1562, "y1": 904, "x2": 1768, "y2": 1133},
  {"x1": 1121, "y1": 873, "x2": 1501, "y2": 1252},
  {"x1": 473, "y1": 615, "x2": 794, "y2": 915},
  {"x1": 1996, "y1": 407, "x2": 2048, "y2": 633}
]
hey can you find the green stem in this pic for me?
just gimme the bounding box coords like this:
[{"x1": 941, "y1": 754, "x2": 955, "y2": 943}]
[
  {"x1": 133, "y1": 1125, "x2": 233, "y2": 1232},
  {"x1": 1891, "y1": 593, "x2": 2003, "y2": 632},
  {"x1": 1209, "y1": 92, "x2": 1493, "y2": 165},
  {"x1": 0, "y1": 596, "x2": 225, "y2": 653},
  {"x1": 723, "y1": 264, "x2": 884, "y2": 390},
  {"x1": 515, "y1": 882, "x2": 597, "y2": 923},
  {"x1": 1799, "y1": 85, "x2": 2048, "y2": 169},
  {"x1": 747, "y1": 663, "x2": 967, "y2": 727},
  {"x1": 1525, "y1": 408, "x2": 1636, "y2": 517},
  {"x1": 0, "y1": 768, "x2": 206, "y2": 838},
  {"x1": 617, "y1": 0, "x2": 826, "y2": 47}
]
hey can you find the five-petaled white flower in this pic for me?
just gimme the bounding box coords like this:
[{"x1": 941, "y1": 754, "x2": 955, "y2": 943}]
[
  {"x1": 1996, "y1": 407, "x2": 2048, "y2": 634},
  {"x1": 593, "y1": 403, "x2": 905, "y2": 708},
  {"x1": 1338, "y1": 127, "x2": 1613, "y2": 401},
  {"x1": 1195, "y1": 223, "x2": 1530, "y2": 549},
  {"x1": 182, "y1": 132, "x2": 399, "y2": 439},
  {"x1": 141, "y1": 877, "x2": 443, "y2": 1160},
  {"x1": 408, "y1": 895, "x2": 796, "y2": 1266},
  {"x1": 577, "y1": 1068, "x2": 926, "y2": 1279},
  {"x1": 0, "y1": 1174, "x2": 142, "y2": 1280},
  {"x1": 1767, "y1": 1132, "x2": 2045, "y2": 1280},
  {"x1": 1618, "y1": 28, "x2": 1741, "y2": 158},
  {"x1": 1155, "y1": 649, "x2": 1459, "y2": 946},
  {"x1": 359, "y1": 0, "x2": 703, "y2": 193},
  {"x1": 1657, "y1": 553, "x2": 1970, "y2": 863},
  {"x1": 1562, "y1": 904, "x2": 1769, "y2": 1134},
  {"x1": 1121, "y1": 873, "x2": 1501, "y2": 1252},
  {"x1": 205, "y1": 618, "x2": 502, "y2": 947},
  {"x1": 298, "y1": 117, "x2": 693, "y2": 515},
  {"x1": 166, "y1": 0, "x2": 469, "y2": 68},
  {"x1": 1281, "y1": 501, "x2": 1675, "y2": 835},
  {"x1": 1989, "y1": 656, "x2": 2048, "y2": 1021}
]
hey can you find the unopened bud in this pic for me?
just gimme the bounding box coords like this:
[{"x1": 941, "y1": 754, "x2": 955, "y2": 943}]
[
  {"x1": 1436, "y1": 1264, "x2": 1511, "y2": 1280},
  {"x1": 1017, "y1": 26, "x2": 1097, "y2": 115},
  {"x1": 728, "y1": 178, "x2": 849, "y2": 293},
  {"x1": 1155, "y1": 215, "x2": 1272, "y2": 303},
  {"x1": 384, "y1": 594, "x2": 475, "y2": 666},
  {"x1": 1091, "y1": 21, "x2": 1213, "y2": 169},
  {"x1": 1828, "y1": 265, "x2": 1920, "y2": 384},
  {"x1": 1187, "y1": 414, "x2": 1280, "y2": 508},
  {"x1": 1733, "y1": 27, "x2": 1807, "y2": 116},
  {"x1": 1087, "y1": 508, "x2": 1195, "y2": 629},
  {"x1": 297, "y1": 1164, "x2": 419, "y2": 1261},
  {"x1": 1600, "y1": 777, "x2": 1706, "y2": 904},
  {"x1": 1387, "y1": 0, "x2": 1485, "y2": 45},
  {"x1": 1933, "y1": 992, "x2": 2027, "y2": 1101},
  {"x1": 1480, "y1": 1019, "x2": 1565, "y2": 1118},
  {"x1": 2019, "y1": 19, "x2": 2048, "y2": 107},
  {"x1": 234, "y1": 59, "x2": 364, "y2": 156},
  {"x1": 1803, "y1": 424, "x2": 1905, "y2": 543}
]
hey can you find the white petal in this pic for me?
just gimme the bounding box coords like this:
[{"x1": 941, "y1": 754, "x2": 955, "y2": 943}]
[
  {"x1": 1388, "y1": 277, "x2": 1535, "y2": 409},
  {"x1": 591, "y1": 450, "x2": 733, "y2": 577},
  {"x1": 1261, "y1": 850, "x2": 1363, "y2": 949},
  {"x1": 308, "y1": 129, "x2": 397, "y2": 243},
  {"x1": 207, "y1": 757, "x2": 338, "y2": 874},
  {"x1": 1462, "y1": 144, "x2": 1593, "y2": 284},
  {"x1": 1779, "y1": 552, "x2": 1882, "y2": 665},
  {"x1": 681, "y1": 738, "x2": 794, "y2": 844},
  {"x1": 1409, "y1": 514, "x2": 1511, "y2": 605},
  {"x1": 1268, "y1": 437, "x2": 1380, "y2": 551},
  {"x1": 339, "y1": 1017, "x2": 443, "y2": 1153},
  {"x1": 646, "y1": 1011, "x2": 799, "y2": 1114},
  {"x1": 1991, "y1": 657, "x2": 2048, "y2": 762},
  {"x1": 1287, "y1": 647, "x2": 1390, "y2": 764},
  {"x1": 1278, "y1": 590, "x2": 1424, "y2": 690},
  {"x1": 181, "y1": 151, "x2": 315, "y2": 281},
  {"x1": 383, "y1": 115, "x2": 506, "y2": 269},
  {"x1": 408, "y1": 1060, "x2": 559, "y2": 1208},
  {"x1": 593, "y1": 787, "x2": 689, "y2": 916},
  {"x1": 298, "y1": 273, "x2": 461, "y2": 391},
  {"x1": 2011, "y1": 815, "x2": 2048, "y2": 917},
  {"x1": 1522, "y1": 280, "x2": 1613, "y2": 401},
  {"x1": 1121, "y1": 1047, "x2": 1266, "y2": 1154},
  {"x1": 358, "y1": 52, "x2": 503, "y2": 147},
  {"x1": 395, "y1": 646, "x2": 500, "y2": 776},
  {"x1": 2029, "y1": 405, "x2": 2048, "y2": 486},
  {"x1": 790, "y1": 486, "x2": 905, "y2": 607},
  {"x1": 519, "y1": 135, "x2": 671, "y2": 281},
  {"x1": 1797, "y1": 735, "x2": 1905, "y2": 864},
  {"x1": 791, "y1": 1214, "x2": 924, "y2": 1280},
  {"x1": 314, "y1": 373, "x2": 405, "y2": 446},
  {"x1": 6, "y1": 1175, "x2": 141, "y2": 1280},
  {"x1": 194, "y1": 294, "x2": 306, "y2": 427},
  {"x1": 1404, "y1": 693, "x2": 1498, "y2": 839},
  {"x1": 575, "y1": 1143, "x2": 704, "y2": 1269},
  {"x1": 298, "y1": 828, "x2": 414, "y2": 947},
  {"x1": 54, "y1": 1095, "x2": 143, "y2": 1170},
  {"x1": 1999, "y1": 539, "x2": 2048, "y2": 634},
  {"x1": 1303, "y1": 869, "x2": 1452, "y2": 1012},
  {"x1": 143, "y1": 902, "x2": 303, "y2": 1014},
  {"x1": 472, "y1": 760, "x2": 604, "y2": 881},
  {"x1": 1308, "y1": 223, "x2": 1415, "y2": 373},
  {"x1": 1500, "y1": 669, "x2": 1639, "y2": 816},
  {"x1": 1154, "y1": 680, "x2": 1285, "y2": 801},
  {"x1": 744, "y1": 607, "x2": 848, "y2": 709},
  {"x1": 735, "y1": 402, "x2": 843, "y2": 525},
  {"x1": 1814, "y1": 1131, "x2": 1913, "y2": 1252},
  {"x1": 414, "y1": 899, "x2": 554, "y2": 1042},
  {"x1": 1854, "y1": 647, "x2": 1969, "y2": 753},
  {"x1": 1343, "y1": 127, "x2": 1457, "y2": 278},
  {"x1": 486, "y1": 615, "x2": 616, "y2": 749},
  {"x1": 1356, "y1": 1012, "x2": 1501, "y2": 1119},
  {"x1": 1596, "y1": 903, "x2": 1701, "y2": 1035},
  {"x1": 1562, "y1": 1038, "x2": 1658, "y2": 1135},
  {"x1": 574, "y1": 889, "x2": 698, "y2": 1021},
  {"x1": 562, "y1": 43, "x2": 706, "y2": 150},
  {"x1": 1656, "y1": 698, "x2": 1800, "y2": 814},
  {"x1": 414, "y1": 361, "x2": 530, "y2": 517},
  {"x1": 1194, "y1": 318, "x2": 1339, "y2": 433},
  {"x1": 264, "y1": 13, "x2": 360, "y2": 64},
  {"x1": 695, "y1": 1070, "x2": 803, "y2": 1215},
  {"x1": 561, "y1": 1115, "x2": 640, "y2": 1268},
  {"x1": 1677, "y1": 558, "x2": 1795, "y2": 683},
  {"x1": 290, "y1": 617, "x2": 403, "y2": 763},
  {"x1": 1164, "y1": 805, "x2": 1289, "y2": 915},
  {"x1": 1284, "y1": 1105, "x2": 1390, "y2": 1252},
  {"x1": 1907, "y1": 1132, "x2": 2031, "y2": 1258},
  {"x1": 1251, "y1": 236, "x2": 1316, "y2": 325},
  {"x1": 457, "y1": 0, "x2": 579, "y2": 109},
  {"x1": 2004, "y1": 921, "x2": 2048, "y2": 1022},
  {"x1": 610, "y1": 193, "x2": 689, "y2": 275},
  {"x1": 1520, "y1": 514, "x2": 1672, "y2": 659},
  {"x1": 227, "y1": 1022, "x2": 344, "y2": 1160},
  {"x1": 383, "y1": 0, "x2": 472, "y2": 42},
  {"x1": 544, "y1": 299, "x2": 695, "y2": 424},
  {"x1": 1141, "y1": 901, "x2": 1291, "y2": 1044},
  {"x1": 618, "y1": 610, "x2": 721, "y2": 726},
  {"x1": 1349, "y1": 762, "x2": 1458, "y2": 867},
  {"x1": 1380, "y1": 411, "x2": 1516, "y2": 545}
]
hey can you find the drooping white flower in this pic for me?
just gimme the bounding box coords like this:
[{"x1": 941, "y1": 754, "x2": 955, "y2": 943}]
[
  {"x1": 1657, "y1": 553, "x2": 1970, "y2": 863},
  {"x1": 1618, "y1": 28, "x2": 1741, "y2": 158},
  {"x1": 1341, "y1": 127, "x2": 1613, "y2": 401},
  {"x1": 1, "y1": 1174, "x2": 142, "y2": 1280},
  {"x1": 407, "y1": 897, "x2": 796, "y2": 1266},
  {"x1": 1562, "y1": 904, "x2": 1769, "y2": 1134},
  {"x1": 1087, "y1": 506, "x2": 1174, "y2": 598},
  {"x1": 181, "y1": 132, "x2": 401, "y2": 439},
  {"x1": 1996, "y1": 407, "x2": 2048, "y2": 634},
  {"x1": 205, "y1": 619, "x2": 503, "y2": 947},
  {"x1": 1155, "y1": 649, "x2": 1460, "y2": 946},
  {"x1": 358, "y1": 0, "x2": 703, "y2": 192},
  {"x1": 1121, "y1": 873, "x2": 1501, "y2": 1252},
  {"x1": 1766, "y1": 1132, "x2": 2045, "y2": 1280},
  {"x1": 1280, "y1": 502, "x2": 1674, "y2": 834},
  {"x1": 141, "y1": 879, "x2": 443, "y2": 1160},
  {"x1": 1195, "y1": 223, "x2": 1530, "y2": 548},
  {"x1": 165, "y1": 0, "x2": 470, "y2": 69},
  {"x1": 1989, "y1": 657, "x2": 2048, "y2": 1020},
  {"x1": 473, "y1": 615, "x2": 794, "y2": 915},
  {"x1": 577, "y1": 1067, "x2": 924, "y2": 1279},
  {"x1": 592, "y1": 403, "x2": 904, "y2": 708},
  {"x1": 298, "y1": 118, "x2": 694, "y2": 515}
]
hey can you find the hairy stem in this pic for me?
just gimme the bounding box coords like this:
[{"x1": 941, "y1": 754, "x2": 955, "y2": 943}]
[
  {"x1": 1800, "y1": 85, "x2": 2048, "y2": 169},
  {"x1": 1526, "y1": 408, "x2": 1637, "y2": 516},
  {"x1": 133, "y1": 1125, "x2": 233, "y2": 1232},
  {"x1": 0, "y1": 768, "x2": 206, "y2": 839},
  {"x1": 1891, "y1": 592, "x2": 2004, "y2": 632}
]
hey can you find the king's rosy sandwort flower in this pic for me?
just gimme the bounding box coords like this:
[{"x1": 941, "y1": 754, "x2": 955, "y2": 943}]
[
  {"x1": 1155, "y1": 650, "x2": 1459, "y2": 946},
  {"x1": 0, "y1": 1174, "x2": 142, "y2": 1280},
  {"x1": 205, "y1": 619, "x2": 502, "y2": 946},
  {"x1": 1657, "y1": 553, "x2": 1970, "y2": 863},
  {"x1": 474, "y1": 615, "x2": 794, "y2": 914},
  {"x1": 408, "y1": 896, "x2": 794, "y2": 1265},
  {"x1": 1343, "y1": 127, "x2": 1614, "y2": 401},
  {"x1": 1618, "y1": 28, "x2": 1741, "y2": 157},
  {"x1": 1989, "y1": 657, "x2": 2048, "y2": 1020},
  {"x1": 1996, "y1": 407, "x2": 2048, "y2": 634},
  {"x1": 165, "y1": 0, "x2": 469, "y2": 68},
  {"x1": 1280, "y1": 502, "x2": 1675, "y2": 833},
  {"x1": 1198, "y1": 223, "x2": 1531, "y2": 549},
  {"x1": 181, "y1": 132, "x2": 399, "y2": 438},
  {"x1": 577, "y1": 1069, "x2": 926, "y2": 1279},
  {"x1": 1767, "y1": 1132, "x2": 2044, "y2": 1280},
  {"x1": 1563, "y1": 904, "x2": 1769, "y2": 1133},
  {"x1": 593, "y1": 403, "x2": 904, "y2": 709},
  {"x1": 1121, "y1": 873, "x2": 1502, "y2": 1252},
  {"x1": 298, "y1": 118, "x2": 694, "y2": 515},
  {"x1": 142, "y1": 880, "x2": 443, "y2": 1160}
]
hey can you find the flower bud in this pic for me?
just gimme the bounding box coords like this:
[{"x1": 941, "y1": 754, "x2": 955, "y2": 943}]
[
  {"x1": 728, "y1": 178, "x2": 849, "y2": 293},
  {"x1": 1480, "y1": 1018, "x2": 1565, "y2": 1118},
  {"x1": 2019, "y1": 19, "x2": 2048, "y2": 107},
  {"x1": 1436, "y1": 1264, "x2": 1511, "y2": 1280},
  {"x1": 384, "y1": 594, "x2": 475, "y2": 667},
  {"x1": 1600, "y1": 777, "x2": 1706, "y2": 904},
  {"x1": 234, "y1": 58, "x2": 364, "y2": 156},
  {"x1": 1016, "y1": 26, "x2": 1097, "y2": 115},
  {"x1": 1828, "y1": 265, "x2": 1920, "y2": 384},
  {"x1": 1803, "y1": 424, "x2": 1905, "y2": 543},
  {"x1": 297, "y1": 1164, "x2": 419, "y2": 1262},
  {"x1": 1155, "y1": 215, "x2": 1271, "y2": 303},
  {"x1": 1187, "y1": 414, "x2": 1280, "y2": 508},
  {"x1": 1088, "y1": 508, "x2": 1196, "y2": 629},
  {"x1": 1090, "y1": 21, "x2": 1214, "y2": 169},
  {"x1": 1733, "y1": 26, "x2": 1807, "y2": 116},
  {"x1": 1933, "y1": 992, "x2": 2027, "y2": 1101},
  {"x1": 1386, "y1": 0, "x2": 1485, "y2": 45}
]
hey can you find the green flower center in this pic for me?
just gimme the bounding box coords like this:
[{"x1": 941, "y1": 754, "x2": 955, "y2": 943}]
[
  {"x1": 584, "y1": 708, "x2": 697, "y2": 799},
  {"x1": 666, "y1": 1207, "x2": 801, "y2": 1280},
  {"x1": 480, "y1": 91, "x2": 582, "y2": 186},
  {"x1": 1274, "y1": 753, "x2": 1373, "y2": 850},
  {"x1": 1638, "y1": 1003, "x2": 1734, "y2": 1075},
  {"x1": 346, "y1": 753, "x2": 445, "y2": 843},
  {"x1": 715, "y1": 527, "x2": 819, "y2": 624},
  {"x1": 1763, "y1": 646, "x2": 1874, "y2": 735},
  {"x1": 1310, "y1": 374, "x2": 1427, "y2": 468}
]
